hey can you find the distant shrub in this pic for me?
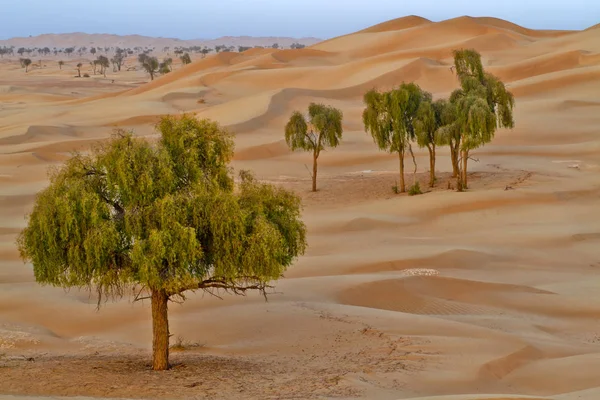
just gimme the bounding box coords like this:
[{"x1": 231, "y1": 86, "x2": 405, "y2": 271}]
[
  {"x1": 408, "y1": 182, "x2": 422, "y2": 196},
  {"x1": 83, "y1": 73, "x2": 90, "y2": 78}
]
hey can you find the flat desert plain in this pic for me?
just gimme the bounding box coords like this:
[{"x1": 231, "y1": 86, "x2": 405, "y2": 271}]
[{"x1": 1, "y1": 15, "x2": 600, "y2": 400}]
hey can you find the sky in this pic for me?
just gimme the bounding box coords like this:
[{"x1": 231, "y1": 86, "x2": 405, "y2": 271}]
[{"x1": 1, "y1": 0, "x2": 598, "y2": 40}]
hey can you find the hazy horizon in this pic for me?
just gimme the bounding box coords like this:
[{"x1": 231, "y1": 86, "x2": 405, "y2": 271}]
[{"x1": 2, "y1": 0, "x2": 598, "y2": 40}]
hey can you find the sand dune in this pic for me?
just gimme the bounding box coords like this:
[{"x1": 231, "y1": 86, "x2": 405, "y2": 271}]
[{"x1": 1, "y1": 13, "x2": 600, "y2": 400}]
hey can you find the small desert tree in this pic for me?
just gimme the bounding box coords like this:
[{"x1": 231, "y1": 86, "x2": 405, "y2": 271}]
[
  {"x1": 112, "y1": 48, "x2": 126, "y2": 71},
  {"x1": 448, "y1": 49, "x2": 515, "y2": 189},
  {"x1": 58, "y1": 60, "x2": 64, "y2": 70},
  {"x1": 139, "y1": 54, "x2": 159, "y2": 80},
  {"x1": 22, "y1": 58, "x2": 32, "y2": 72},
  {"x1": 362, "y1": 83, "x2": 425, "y2": 193},
  {"x1": 76, "y1": 62, "x2": 82, "y2": 77},
  {"x1": 97, "y1": 55, "x2": 110, "y2": 77},
  {"x1": 17, "y1": 114, "x2": 308, "y2": 371},
  {"x1": 159, "y1": 57, "x2": 173, "y2": 74},
  {"x1": 285, "y1": 103, "x2": 343, "y2": 192},
  {"x1": 180, "y1": 53, "x2": 192, "y2": 65},
  {"x1": 414, "y1": 96, "x2": 446, "y2": 187}
]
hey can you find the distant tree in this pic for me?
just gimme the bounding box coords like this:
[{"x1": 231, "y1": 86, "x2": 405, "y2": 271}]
[
  {"x1": 139, "y1": 54, "x2": 159, "y2": 80},
  {"x1": 58, "y1": 60, "x2": 65, "y2": 70},
  {"x1": 65, "y1": 47, "x2": 75, "y2": 57},
  {"x1": 159, "y1": 57, "x2": 172, "y2": 74},
  {"x1": 238, "y1": 46, "x2": 251, "y2": 53},
  {"x1": 112, "y1": 48, "x2": 126, "y2": 71},
  {"x1": 200, "y1": 47, "x2": 213, "y2": 58},
  {"x1": 76, "y1": 62, "x2": 83, "y2": 78},
  {"x1": 90, "y1": 47, "x2": 97, "y2": 55},
  {"x1": 96, "y1": 55, "x2": 110, "y2": 77},
  {"x1": 22, "y1": 58, "x2": 32, "y2": 72},
  {"x1": 180, "y1": 53, "x2": 192, "y2": 65},
  {"x1": 272, "y1": 43, "x2": 279, "y2": 49},
  {"x1": 17, "y1": 47, "x2": 26, "y2": 56},
  {"x1": 285, "y1": 103, "x2": 344, "y2": 192},
  {"x1": 362, "y1": 83, "x2": 425, "y2": 193},
  {"x1": 17, "y1": 114, "x2": 308, "y2": 371},
  {"x1": 445, "y1": 49, "x2": 515, "y2": 189},
  {"x1": 290, "y1": 43, "x2": 306, "y2": 49}
]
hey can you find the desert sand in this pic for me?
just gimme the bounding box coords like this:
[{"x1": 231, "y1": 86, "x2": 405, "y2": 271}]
[{"x1": 1, "y1": 15, "x2": 600, "y2": 400}]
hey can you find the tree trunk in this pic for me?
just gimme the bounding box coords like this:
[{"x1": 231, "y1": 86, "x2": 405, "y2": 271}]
[
  {"x1": 428, "y1": 145, "x2": 435, "y2": 187},
  {"x1": 150, "y1": 71, "x2": 154, "y2": 81},
  {"x1": 450, "y1": 143, "x2": 459, "y2": 178},
  {"x1": 151, "y1": 289, "x2": 170, "y2": 371},
  {"x1": 312, "y1": 152, "x2": 318, "y2": 192},
  {"x1": 461, "y1": 150, "x2": 468, "y2": 190},
  {"x1": 408, "y1": 143, "x2": 417, "y2": 186},
  {"x1": 398, "y1": 151, "x2": 405, "y2": 193}
]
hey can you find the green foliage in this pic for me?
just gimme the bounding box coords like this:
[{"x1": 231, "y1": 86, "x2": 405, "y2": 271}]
[
  {"x1": 439, "y1": 49, "x2": 516, "y2": 188},
  {"x1": 159, "y1": 58, "x2": 173, "y2": 74},
  {"x1": 285, "y1": 103, "x2": 343, "y2": 154},
  {"x1": 285, "y1": 103, "x2": 343, "y2": 191},
  {"x1": 392, "y1": 182, "x2": 400, "y2": 194},
  {"x1": 363, "y1": 82, "x2": 429, "y2": 192},
  {"x1": 362, "y1": 83, "x2": 427, "y2": 154},
  {"x1": 17, "y1": 113, "x2": 307, "y2": 304},
  {"x1": 408, "y1": 182, "x2": 422, "y2": 196}
]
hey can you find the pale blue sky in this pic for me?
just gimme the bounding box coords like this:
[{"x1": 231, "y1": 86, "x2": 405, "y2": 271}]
[{"x1": 2, "y1": 0, "x2": 598, "y2": 40}]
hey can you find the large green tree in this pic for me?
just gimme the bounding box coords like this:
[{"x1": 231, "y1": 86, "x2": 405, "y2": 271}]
[
  {"x1": 285, "y1": 103, "x2": 343, "y2": 192},
  {"x1": 17, "y1": 114, "x2": 307, "y2": 371},
  {"x1": 362, "y1": 82, "x2": 426, "y2": 193},
  {"x1": 447, "y1": 49, "x2": 515, "y2": 189}
]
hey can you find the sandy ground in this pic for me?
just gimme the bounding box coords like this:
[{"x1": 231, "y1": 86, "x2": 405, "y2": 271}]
[{"x1": 1, "y1": 15, "x2": 600, "y2": 400}]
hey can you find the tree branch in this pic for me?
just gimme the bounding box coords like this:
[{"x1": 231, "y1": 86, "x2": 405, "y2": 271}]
[{"x1": 168, "y1": 276, "x2": 274, "y2": 301}]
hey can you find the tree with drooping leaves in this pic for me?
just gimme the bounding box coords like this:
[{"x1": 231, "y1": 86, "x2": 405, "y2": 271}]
[
  {"x1": 362, "y1": 82, "x2": 426, "y2": 193},
  {"x1": 16, "y1": 113, "x2": 308, "y2": 371},
  {"x1": 285, "y1": 103, "x2": 343, "y2": 192},
  {"x1": 446, "y1": 48, "x2": 515, "y2": 189},
  {"x1": 414, "y1": 96, "x2": 448, "y2": 187}
]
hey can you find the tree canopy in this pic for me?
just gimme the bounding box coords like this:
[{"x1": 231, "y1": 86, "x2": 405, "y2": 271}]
[
  {"x1": 17, "y1": 114, "x2": 308, "y2": 371},
  {"x1": 139, "y1": 54, "x2": 159, "y2": 80},
  {"x1": 362, "y1": 82, "x2": 427, "y2": 193},
  {"x1": 284, "y1": 103, "x2": 343, "y2": 192},
  {"x1": 445, "y1": 49, "x2": 515, "y2": 189}
]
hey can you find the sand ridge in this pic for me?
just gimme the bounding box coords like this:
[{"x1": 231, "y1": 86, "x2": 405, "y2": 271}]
[{"x1": 1, "y1": 13, "x2": 600, "y2": 400}]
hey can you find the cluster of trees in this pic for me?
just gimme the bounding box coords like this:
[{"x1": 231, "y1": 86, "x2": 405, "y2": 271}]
[
  {"x1": 285, "y1": 49, "x2": 515, "y2": 193},
  {"x1": 138, "y1": 53, "x2": 177, "y2": 80},
  {"x1": 17, "y1": 114, "x2": 308, "y2": 371},
  {"x1": 0, "y1": 46, "x2": 15, "y2": 57},
  {"x1": 14, "y1": 46, "x2": 514, "y2": 376}
]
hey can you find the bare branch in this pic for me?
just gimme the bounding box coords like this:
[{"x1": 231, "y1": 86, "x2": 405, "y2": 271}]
[{"x1": 167, "y1": 276, "x2": 274, "y2": 301}]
